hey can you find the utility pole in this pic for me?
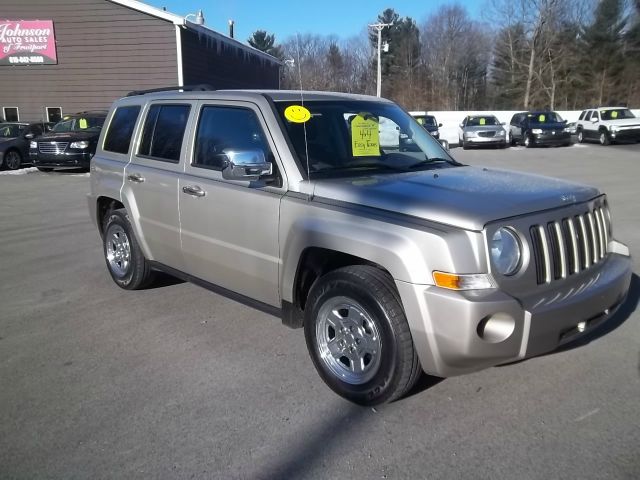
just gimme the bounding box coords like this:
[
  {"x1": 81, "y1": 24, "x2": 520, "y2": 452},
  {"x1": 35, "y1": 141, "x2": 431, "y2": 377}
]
[{"x1": 368, "y1": 22, "x2": 392, "y2": 97}]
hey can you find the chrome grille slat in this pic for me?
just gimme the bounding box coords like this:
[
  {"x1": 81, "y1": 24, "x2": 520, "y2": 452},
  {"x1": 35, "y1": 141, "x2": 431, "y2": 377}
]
[
  {"x1": 586, "y1": 212, "x2": 599, "y2": 263},
  {"x1": 553, "y1": 222, "x2": 568, "y2": 279},
  {"x1": 596, "y1": 208, "x2": 607, "y2": 257},
  {"x1": 537, "y1": 225, "x2": 552, "y2": 284},
  {"x1": 565, "y1": 218, "x2": 580, "y2": 274},
  {"x1": 38, "y1": 142, "x2": 69, "y2": 154},
  {"x1": 578, "y1": 215, "x2": 591, "y2": 269}
]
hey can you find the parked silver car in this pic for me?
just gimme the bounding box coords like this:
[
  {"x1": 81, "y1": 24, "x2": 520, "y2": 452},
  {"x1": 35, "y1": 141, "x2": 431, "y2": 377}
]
[
  {"x1": 458, "y1": 115, "x2": 508, "y2": 149},
  {"x1": 88, "y1": 88, "x2": 632, "y2": 405}
]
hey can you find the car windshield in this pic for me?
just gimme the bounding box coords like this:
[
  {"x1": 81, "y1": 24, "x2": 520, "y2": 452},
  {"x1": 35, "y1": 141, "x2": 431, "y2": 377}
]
[
  {"x1": 52, "y1": 116, "x2": 105, "y2": 132},
  {"x1": 0, "y1": 123, "x2": 26, "y2": 138},
  {"x1": 600, "y1": 109, "x2": 635, "y2": 120},
  {"x1": 414, "y1": 115, "x2": 437, "y2": 127},
  {"x1": 528, "y1": 112, "x2": 563, "y2": 123},
  {"x1": 466, "y1": 116, "x2": 499, "y2": 126},
  {"x1": 275, "y1": 100, "x2": 458, "y2": 178}
]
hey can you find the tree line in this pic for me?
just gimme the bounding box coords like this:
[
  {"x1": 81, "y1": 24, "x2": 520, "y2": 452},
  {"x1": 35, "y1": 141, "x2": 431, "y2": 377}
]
[{"x1": 247, "y1": 0, "x2": 640, "y2": 111}]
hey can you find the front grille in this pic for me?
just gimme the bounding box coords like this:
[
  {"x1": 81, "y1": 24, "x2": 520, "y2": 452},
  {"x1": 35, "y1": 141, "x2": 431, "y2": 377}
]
[
  {"x1": 529, "y1": 206, "x2": 609, "y2": 284},
  {"x1": 478, "y1": 131, "x2": 496, "y2": 137},
  {"x1": 38, "y1": 142, "x2": 69, "y2": 154}
]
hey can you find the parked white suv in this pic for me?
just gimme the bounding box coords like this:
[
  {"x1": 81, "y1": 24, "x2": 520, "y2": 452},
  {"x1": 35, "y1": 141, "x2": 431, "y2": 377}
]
[{"x1": 576, "y1": 107, "x2": 640, "y2": 145}]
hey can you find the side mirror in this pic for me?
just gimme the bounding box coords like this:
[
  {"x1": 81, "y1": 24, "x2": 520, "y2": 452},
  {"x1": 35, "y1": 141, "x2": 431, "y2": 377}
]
[
  {"x1": 563, "y1": 119, "x2": 568, "y2": 124},
  {"x1": 500, "y1": 122, "x2": 506, "y2": 126},
  {"x1": 438, "y1": 123, "x2": 443, "y2": 128},
  {"x1": 221, "y1": 149, "x2": 272, "y2": 181},
  {"x1": 459, "y1": 123, "x2": 464, "y2": 129},
  {"x1": 592, "y1": 118, "x2": 599, "y2": 123},
  {"x1": 24, "y1": 132, "x2": 35, "y2": 139}
]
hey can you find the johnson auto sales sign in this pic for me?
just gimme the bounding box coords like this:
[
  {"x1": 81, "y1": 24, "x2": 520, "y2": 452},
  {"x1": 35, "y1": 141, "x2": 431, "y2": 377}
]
[{"x1": 0, "y1": 20, "x2": 57, "y2": 65}]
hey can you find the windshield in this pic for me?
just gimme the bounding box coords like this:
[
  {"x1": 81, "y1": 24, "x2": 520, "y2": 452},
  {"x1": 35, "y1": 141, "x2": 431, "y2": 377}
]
[
  {"x1": 0, "y1": 123, "x2": 26, "y2": 138},
  {"x1": 414, "y1": 115, "x2": 437, "y2": 127},
  {"x1": 600, "y1": 109, "x2": 635, "y2": 120},
  {"x1": 466, "y1": 116, "x2": 499, "y2": 127},
  {"x1": 275, "y1": 100, "x2": 457, "y2": 178},
  {"x1": 528, "y1": 112, "x2": 563, "y2": 123},
  {"x1": 52, "y1": 116, "x2": 105, "y2": 133}
]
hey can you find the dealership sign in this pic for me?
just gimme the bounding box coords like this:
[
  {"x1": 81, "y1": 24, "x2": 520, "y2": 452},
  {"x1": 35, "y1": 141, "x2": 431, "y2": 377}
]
[{"x1": 0, "y1": 20, "x2": 57, "y2": 65}]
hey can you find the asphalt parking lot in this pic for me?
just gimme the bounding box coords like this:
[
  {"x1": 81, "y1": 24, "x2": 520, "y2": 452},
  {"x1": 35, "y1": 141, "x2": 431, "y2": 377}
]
[{"x1": 1, "y1": 142, "x2": 639, "y2": 479}]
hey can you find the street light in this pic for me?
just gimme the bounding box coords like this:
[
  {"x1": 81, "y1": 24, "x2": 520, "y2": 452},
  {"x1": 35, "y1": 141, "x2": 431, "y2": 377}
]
[
  {"x1": 185, "y1": 9, "x2": 205, "y2": 25},
  {"x1": 368, "y1": 22, "x2": 392, "y2": 97}
]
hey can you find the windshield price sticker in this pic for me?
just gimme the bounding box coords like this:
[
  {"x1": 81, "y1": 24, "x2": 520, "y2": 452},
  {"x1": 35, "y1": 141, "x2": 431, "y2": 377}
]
[
  {"x1": 284, "y1": 105, "x2": 311, "y2": 123},
  {"x1": 351, "y1": 114, "x2": 380, "y2": 157},
  {"x1": 79, "y1": 118, "x2": 88, "y2": 129},
  {"x1": 611, "y1": 111, "x2": 618, "y2": 118},
  {"x1": 538, "y1": 114, "x2": 546, "y2": 122},
  {"x1": 479, "y1": 118, "x2": 486, "y2": 125}
]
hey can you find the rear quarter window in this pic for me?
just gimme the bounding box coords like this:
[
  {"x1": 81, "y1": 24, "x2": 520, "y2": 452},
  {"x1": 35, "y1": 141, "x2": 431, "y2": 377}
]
[{"x1": 104, "y1": 106, "x2": 141, "y2": 154}]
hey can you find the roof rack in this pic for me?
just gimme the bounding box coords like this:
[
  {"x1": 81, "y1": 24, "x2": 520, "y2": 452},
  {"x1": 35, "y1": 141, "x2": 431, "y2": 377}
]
[{"x1": 126, "y1": 84, "x2": 215, "y2": 97}]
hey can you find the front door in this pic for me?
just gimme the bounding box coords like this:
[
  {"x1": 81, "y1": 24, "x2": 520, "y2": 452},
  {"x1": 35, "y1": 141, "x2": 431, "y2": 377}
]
[{"x1": 178, "y1": 101, "x2": 285, "y2": 307}]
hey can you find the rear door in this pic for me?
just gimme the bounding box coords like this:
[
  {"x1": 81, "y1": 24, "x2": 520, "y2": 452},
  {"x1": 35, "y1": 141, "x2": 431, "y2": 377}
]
[
  {"x1": 122, "y1": 101, "x2": 194, "y2": 269},
  {"x1": 178, "y1": 101, "x2": 285, "y2": 306}
]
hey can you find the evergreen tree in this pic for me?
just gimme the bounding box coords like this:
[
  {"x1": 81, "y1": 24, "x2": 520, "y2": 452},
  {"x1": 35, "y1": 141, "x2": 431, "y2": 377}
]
[{"x1": 248, "y1": 30, "x2": 284, "y2": 59}]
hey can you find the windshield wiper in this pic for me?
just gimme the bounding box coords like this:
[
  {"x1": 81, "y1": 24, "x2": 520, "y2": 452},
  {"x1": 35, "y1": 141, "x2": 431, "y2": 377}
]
[{"x1": 406, "y1": 157, "x2": 462, "y2": 169}]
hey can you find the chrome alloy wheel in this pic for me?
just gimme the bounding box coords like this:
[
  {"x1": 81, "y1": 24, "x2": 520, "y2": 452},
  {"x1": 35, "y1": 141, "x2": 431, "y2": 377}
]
[
  {"x1": 316, "y1": 296, "x2": 382, "y2": 385},
  {"x1": 105, "y1": 224, "x2": 131, "y2": 278}
]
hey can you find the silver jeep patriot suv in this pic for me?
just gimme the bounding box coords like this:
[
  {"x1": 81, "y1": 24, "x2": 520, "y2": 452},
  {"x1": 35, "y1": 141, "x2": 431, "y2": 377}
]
[{"x1": 88, "y1": 87, "x2": 632, "y2": 405}]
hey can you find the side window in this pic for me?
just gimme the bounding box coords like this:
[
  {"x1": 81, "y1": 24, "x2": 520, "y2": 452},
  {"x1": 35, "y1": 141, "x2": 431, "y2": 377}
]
[
  {"x1": 578, "y1": 111, "x2": 586, "y2": 121},
  {"x1": 584, "y1": 111, "x2": 592, "y2": 121},
  {"x1": 592, "y1": 111, "x2": 600, "y2": 121},
  {"x1": 138, "y1": 104, "x2": 191, "y2": 162},
  {"x1": 509, "y1": 115, "x2": 517, "y2": 126},
  {"x1": 104, "y1": 105, "x2": 141, "y2": 154},
  {"x1": 193, "y1": 106, "x2": 272, "y2": 171}
]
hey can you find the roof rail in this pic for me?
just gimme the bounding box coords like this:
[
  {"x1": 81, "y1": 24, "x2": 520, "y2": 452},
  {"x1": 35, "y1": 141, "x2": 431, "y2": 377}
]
[{"x1": 126, "y1": 84, "x2": 215, "y2": 97}]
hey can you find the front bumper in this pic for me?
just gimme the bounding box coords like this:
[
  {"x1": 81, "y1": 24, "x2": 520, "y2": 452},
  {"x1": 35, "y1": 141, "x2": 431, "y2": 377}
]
[
  {"x1": 465, "y1": 136, "x2": 506, "y2": 146},
  {"x1": 610, "y1": 128, "x2": 640, "y2": 141},
  {"x1": 30, "y1": 151, "x2": 92, "y2": 168},
  {"x1": 532, "y1": 131, "x2": 571, "y2": 145},
  {"x1": 396, "y1": 245, "x2": 632, "y2": 378}
]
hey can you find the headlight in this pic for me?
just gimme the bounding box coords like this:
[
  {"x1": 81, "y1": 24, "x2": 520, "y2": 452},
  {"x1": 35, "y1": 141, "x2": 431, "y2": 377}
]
[
  {"x1": 531, "y1": 129, "x2": 543, "y2": 134},
  {"x1": 563, "y1": 127, "x2": 571, "y2": 132},
  {"x1": 30, "y1": 141, "x2": 37, "y2": 149},
  {"x1": 70, "y1": 140, "x2": 90, "y2": 149},
  {"x1": 490, "y1": 228, "x2": 522, "y2": 276},
  {"x1": 610, "y1": 126, "x2": 619, "y2": 132},
  {"x1": 465, "y1": 131, "x2": 477, "y2": 138},
  {"x1": 497, "y1": 130, "x2": 505, "y2": 136}
]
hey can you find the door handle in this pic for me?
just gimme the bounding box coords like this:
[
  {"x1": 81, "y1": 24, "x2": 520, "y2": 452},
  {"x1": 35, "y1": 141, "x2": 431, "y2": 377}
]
[
  {"x1": 182, "y1": 185, "x2": 206, "y2": 197},
  {"x1": 127, "y1": 173, "x2": 145, "y2": 183}
]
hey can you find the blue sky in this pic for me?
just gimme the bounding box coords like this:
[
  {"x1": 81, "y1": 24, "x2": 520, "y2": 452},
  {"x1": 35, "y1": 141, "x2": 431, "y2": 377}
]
[{"x1": 146, "y1": 0, "x2": 484, "y2": 44}]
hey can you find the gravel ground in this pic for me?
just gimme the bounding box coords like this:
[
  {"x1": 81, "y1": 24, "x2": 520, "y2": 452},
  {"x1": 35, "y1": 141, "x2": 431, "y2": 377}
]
[{"x1": 1, "y1": 141, "x2": 639, "y2": 479}]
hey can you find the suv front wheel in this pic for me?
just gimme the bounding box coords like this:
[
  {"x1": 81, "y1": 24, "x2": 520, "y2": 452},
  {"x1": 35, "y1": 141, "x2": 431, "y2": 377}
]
[
  {"x1": 599, "y1": 131, "x2": 611, "y2": 146},
  {"x1": 304, "y1": 265, "x2": 421, "y2": 406},
  {"x1": 103, "y1": 209, "x2": 155, "y2": 290}
]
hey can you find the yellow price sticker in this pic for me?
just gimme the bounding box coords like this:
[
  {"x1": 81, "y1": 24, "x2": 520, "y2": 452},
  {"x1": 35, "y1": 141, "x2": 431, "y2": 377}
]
[
  {"x1": 479, "y1": 118, "x2": 486, "y2": 125},
  {"x1": 538, "y1": 114, "x2": 546, "y2": 122},
  {"x1": 79, "y1": 118, "x2": 88, "y2": 129},
  {"x1": 611, "y1": 111, "x2": 618, "y2": 118},
  {"x1": 351, "y1": 114, "x2": 380, "y2": 157},
  {"x1": 284, "y1": 105, "x2": 311, "y2": 123}
]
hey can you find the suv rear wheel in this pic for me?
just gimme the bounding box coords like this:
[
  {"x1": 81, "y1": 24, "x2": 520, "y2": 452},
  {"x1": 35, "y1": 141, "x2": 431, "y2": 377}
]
[
  {"x1": 103, "y1": 209, "x2": 155, "y2": 290},
  {"x1": 304, "y1": 265, "x2": 421, "y2": 405},
  {"x1": 577, "y1": 129, "x2": 585, "y2": 143}
]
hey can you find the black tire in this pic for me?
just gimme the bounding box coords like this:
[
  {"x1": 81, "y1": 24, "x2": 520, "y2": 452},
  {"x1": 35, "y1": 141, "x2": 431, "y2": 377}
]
[
  {"x1": 462, "y1": 140, "x2": 469, "y2": 150},
  {"x1": 523, "y1": 134, "x2": 533, "y2": 148},
  {"x1": 599, "y1": 131, "x2": 610, "y2": 146},
  {"x1": 304, "y1": 265, "x2": 421, "y2": 406},
  {"x1": 577, "y1": 129, "x2": 585, "y2": 143},
  {"x1": 37, "y1": 167, "x2": 53, "y2": 172},
  {"x1": 4, "y1": 149, "x2": 22, "y2": 170},
  {"x1": 102, "y1": 209, "x2": 155, "y2": 290}
]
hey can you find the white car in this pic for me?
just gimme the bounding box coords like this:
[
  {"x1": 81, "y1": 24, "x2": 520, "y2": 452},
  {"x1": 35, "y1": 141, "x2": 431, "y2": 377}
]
[{"x1": 576, "y1": 107, "x2": 640, "y2": 145}]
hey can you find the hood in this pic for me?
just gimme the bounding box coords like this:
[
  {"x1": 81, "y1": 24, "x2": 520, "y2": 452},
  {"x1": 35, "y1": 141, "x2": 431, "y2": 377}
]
[
  {"x1": 37, "y1": 130, "x2": 100, "y2": 142},
  {"x1": 423, "y1": 124, "x2": 438, "y2": 133},
  {"x1": 529, "y1": 122, "x2": 566, "y2": 130},
  {"x1": 606, "y1": 117, "x2": 640, "y2": 127},
  {"x1": 0, "y1": 137, "x2": 16, "y2": 144},
  {"x1": 312, "y1": 166, "x2": 600, "y2": 231}
]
